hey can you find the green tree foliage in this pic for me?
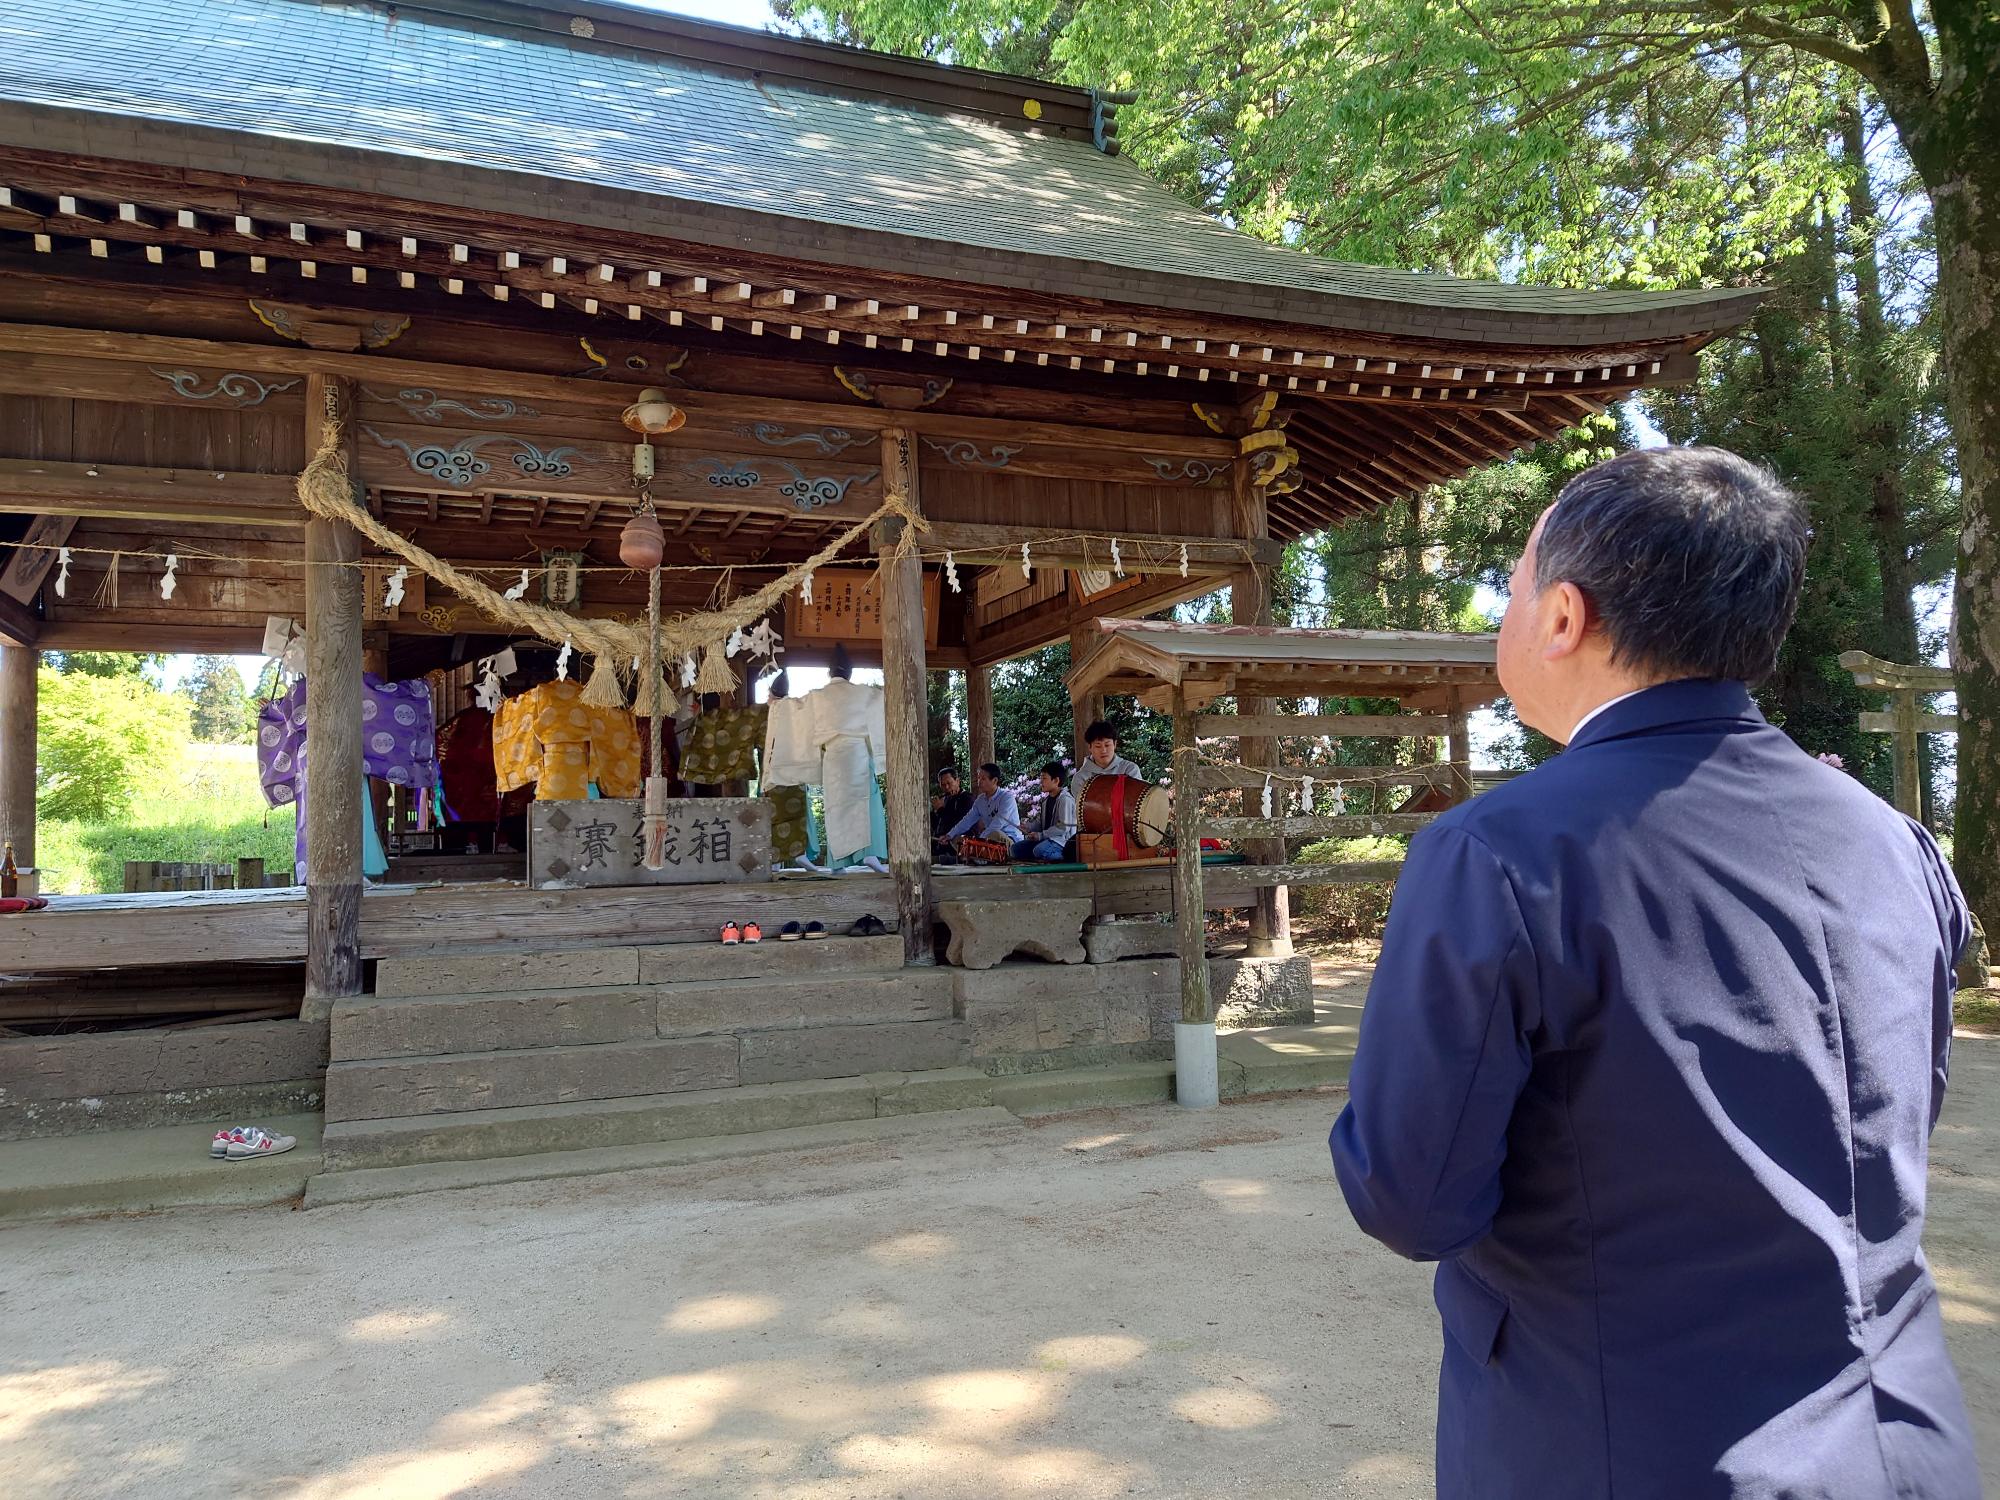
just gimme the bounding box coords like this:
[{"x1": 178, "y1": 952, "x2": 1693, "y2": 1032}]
[
  {"x1": 43, "y1": 651, "x2": 164, "y2": 680},
  {"x1": 36, "y1": 666, "x2": 191, "y2": 822},
  {"x1": 182, "y1": 655, "x2": 256, "y2": 744},
  {"x1": 785, "y1": 0, "x2": 2000, "y2": 920}
]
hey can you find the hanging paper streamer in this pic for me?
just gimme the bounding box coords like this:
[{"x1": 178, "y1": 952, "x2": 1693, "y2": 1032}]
[
  {"x1": 1329, "y1": 784, "x2": 1347, "y2": 816},
  {"x1": 1111, "y1": 538, "x2": 1124, "y2": 578},
  {"x1": 944, "y1": 550, "x2": 960, "y2": 593},
  {"x1": 680, "y1": 653, "x2": 698, "y2": 688},
  {"x1": 1020, "y1": 541, "x2": 1032, "y2": 580},
  {"x1": 503, "y1": 568, "x2": 531, "y2": 601},
  {"x1": 745, "y1": 617, "x2": 781, "y2": 661},
  {"x1": 54, "y1": 546, "x2": 71, "y2": 599},
  {"x1": 383, "y1": 565, "x2": 409, "y2": 610},
  {"x1": 555, "y1": 639, "x2": 572, "y2": 681},
  {"x1": 725, "y1": 627, "x2": 746, "y2": 659},
  {"x1": 800, "y1": 570, "x2": 813, "y2": 606},
  {"x1": 1298, "y1": 774, "x2": 1314, "y2": 814},
  {"x1": 1179, "y1": 542, "x2": 1189, "y2": 579},
  {"x1": 159, "y1": 553, "x2": 179, "y2": 601},
  {"x1": 1261, "y1": 773, "x2": 1274, "y2": 819}
]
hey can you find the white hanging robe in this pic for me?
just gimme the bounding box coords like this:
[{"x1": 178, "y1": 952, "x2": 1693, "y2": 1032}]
[{"x1": 765, "y1": 678, "x2": 886, "y2": 862}]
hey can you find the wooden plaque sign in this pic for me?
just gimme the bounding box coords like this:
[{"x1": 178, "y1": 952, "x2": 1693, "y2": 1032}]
[
  {"x1": 786, "y1": 567, "x2": 940, "y2": 648},
  {"x1": 530, "y1": 797, "x2": 772, "y2": 887}
]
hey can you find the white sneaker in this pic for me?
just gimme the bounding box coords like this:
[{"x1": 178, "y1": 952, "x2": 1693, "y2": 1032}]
[
  {"x1": 225, "y1": 1127, "x2": 297, "y2": 1161},
  {"x1": 210, "y1": 1125, "x2": 255, "y2": 1159}
]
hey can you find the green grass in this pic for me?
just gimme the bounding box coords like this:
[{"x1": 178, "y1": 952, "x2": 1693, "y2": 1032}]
[
  {"x1": 1957, "y1": 989, "x2": 2000, "y2": 1035},
  {"x1": 35, "y1": 744, "x2": 297, "y2": 894}
]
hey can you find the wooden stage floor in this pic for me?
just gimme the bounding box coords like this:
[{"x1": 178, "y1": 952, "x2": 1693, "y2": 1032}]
[{"x1": 0, "y1": 864, "x2": 1281, "y2": 974}]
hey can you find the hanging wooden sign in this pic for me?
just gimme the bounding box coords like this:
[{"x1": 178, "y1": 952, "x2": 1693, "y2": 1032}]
[{"x1": 786, "y1": 567, "x2": 940, "y2": 648}]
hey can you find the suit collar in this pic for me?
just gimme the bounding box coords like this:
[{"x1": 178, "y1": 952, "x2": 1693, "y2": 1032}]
[{"x1": 1565, "y1": 678, "x2": 1760, "y2": 750}]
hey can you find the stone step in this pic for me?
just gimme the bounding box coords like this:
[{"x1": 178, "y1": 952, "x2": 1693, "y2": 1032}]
[
  {"x1": 325, "y1": 1017, "x2": 972, "y2": 1121},
  {"x1": 319, "y1": 1070, "x2": 989, "y2": 1171},
  {"x1": 304, "y1": 1107, "x2": 1023, "y2": 1208},
  {"x1": 317, "y1": 1033, "x2": 1352, "y2": 1176},
  {"x1": 331, "y1": 966, "x2": 955, "y2": 1062},
  {"x1": 372, "y1": 931, "x2": 903, "y2": 998}
]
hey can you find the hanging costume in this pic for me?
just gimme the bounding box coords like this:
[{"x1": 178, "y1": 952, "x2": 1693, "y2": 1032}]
[
  {"x1": 257, "y1": 673, "x2": 440, "y2": 881},
  {"x1": 765, "y1": 678, "x2": 887, "y2": 865},
  {"x1": 437, "y1": 707, "x2": 500, "y2": 823},
  {"x1": 681, "y1": 699, "x2": 810, "y2": 863},
  {"x1": 492, "y1": 680, "x2": 641, "y2": 800}
]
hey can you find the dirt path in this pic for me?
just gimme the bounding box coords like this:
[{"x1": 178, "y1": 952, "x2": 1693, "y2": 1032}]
[{"x1": 1, "y1": 1043, "x2": 1995, "y2": 1499}]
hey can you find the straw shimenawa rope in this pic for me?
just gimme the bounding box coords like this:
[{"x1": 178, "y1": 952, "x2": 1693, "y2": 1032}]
[{"x1": 296, "y1": 406, "x2": 929, "y2": 702}]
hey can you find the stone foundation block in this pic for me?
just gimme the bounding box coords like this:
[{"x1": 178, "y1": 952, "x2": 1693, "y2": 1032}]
[
  {"x1": 937, "y1": 898, "x2": 1091, "y2": 969},
  {"x1": 738, "y1": 1021, "x2": 972, "y2": 1086},
  {"x1": 1083, "y1": 918, "x2": 1178, "y2": 964}
]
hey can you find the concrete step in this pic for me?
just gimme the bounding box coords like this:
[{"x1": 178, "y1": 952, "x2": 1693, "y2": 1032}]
[
  {"x1": 324, "y1": 1018, "x2": 974, "y2": 1122},
  {"x1": 0, "y1": 1112, "x2": 323, "y2": 1222},
  {"x1": 305, "y1": 1107, "x2": 1023, "y2": 1208},
  {"x1": 372, "y1": 931, "x2": 903, "y2": 998},
  {"x1": 332, "y1": 964, "x2": 953, "y2": 1062}
]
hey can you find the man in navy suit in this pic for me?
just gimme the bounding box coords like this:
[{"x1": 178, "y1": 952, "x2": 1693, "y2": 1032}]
[{"x1": 1330, "y1": 447, "x2": 1978, "y2": 1498}]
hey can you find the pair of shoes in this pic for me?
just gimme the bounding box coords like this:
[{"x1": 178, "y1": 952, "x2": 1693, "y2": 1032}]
[
  {"x1": 721, "y1": 922, "x2": 764, "y2": 944},
  {"x1": 777, "y1": 920, "x2": 826, "y2": 940},
  {"x1": 851, "y1": 913, "x2": 888, "y2": 937},
  {"x1": 209, "y1": 1125, "x2": 297, "y2": 1161}
]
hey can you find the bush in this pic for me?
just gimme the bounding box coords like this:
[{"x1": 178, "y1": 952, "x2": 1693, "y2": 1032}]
[
  {"x1": 1290, "y1": 834, "x2": 1405, "y2": 940},
  {"x1": 36, "y1": 666, "x2": 192, "y2": 821}
]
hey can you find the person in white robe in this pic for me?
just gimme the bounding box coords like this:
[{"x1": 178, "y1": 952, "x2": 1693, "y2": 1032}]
[{"x1": 763, "y1": 661, "x2": 889, "y2": 872}]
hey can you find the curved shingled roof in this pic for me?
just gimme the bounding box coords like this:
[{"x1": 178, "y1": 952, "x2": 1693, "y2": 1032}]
[{"x1": 0, "y1": 0, "x2": 1759, "y2": 346}]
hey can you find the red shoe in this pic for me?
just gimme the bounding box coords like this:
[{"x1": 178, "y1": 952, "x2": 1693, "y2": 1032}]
[
  {"x1": 720, "y1": 921, "x2": 741, "y2": 945},
  {"x1": 742, "y1": 921, "x2": 763, "y2": 944}
]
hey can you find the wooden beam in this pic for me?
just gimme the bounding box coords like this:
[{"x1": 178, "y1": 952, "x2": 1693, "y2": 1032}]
[
  {"x1": 1203, "y1": 813, "x2": 1435, "y2": 840},
  {"x1": 0, "y1": 589, "x2": 40, "y2": 647},
  {"x1": 1193, "y1": 713, "x2": 1451, "y2": 738},
  {"x1": 877, "y1": 428, "x2": 934, "y2": 963},
  {"x1": 923, "y1": 523, "x2": 1275, "y2": 573},
  {"x1": 0, "y1": 324, "x2": 1236, "y2": 462},
  {"x1": 302, "y1": 374, "x2": 364, "y2": 1017},
  {"x1": 966, "y1": 661, "x2": 994, "y2": 772},
  {"x1": 1229, "y1": 471, "x2": 1289, "y2": 958},
  {"x1": 0, "y1": 645, "x2": 35, "y2": 866},
  {"x1": 1859, "y1": 709, "x2": 1958, "y2": 735},
  {"x1": 0, "y1": 514, "x2": 79, "y2": 603},
  {"x1": 0, "y1": 460, "x2": 301, "y2": 528}
]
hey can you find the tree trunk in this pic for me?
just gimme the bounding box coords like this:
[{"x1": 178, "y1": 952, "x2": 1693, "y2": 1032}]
[
  {"x1": 1870, "y1": 0, "x2": 2000, "y2": 922},
  {"x1": 1842, "y1": 102, "x2": 1931, "y2": 820}
]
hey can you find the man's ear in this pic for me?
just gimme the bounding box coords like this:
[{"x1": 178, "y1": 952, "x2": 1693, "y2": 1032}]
[{"x1": 1542, "y1": 580, "x2": 1592, "y2": 661}]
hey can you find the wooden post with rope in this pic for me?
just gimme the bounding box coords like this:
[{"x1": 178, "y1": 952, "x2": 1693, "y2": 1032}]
[
  {"x1": 301, "y1": 372, "x2": 364, "y2": 1020},
  {"x1": 878, "y1": 428, "x2": 935, "y2": 963}
]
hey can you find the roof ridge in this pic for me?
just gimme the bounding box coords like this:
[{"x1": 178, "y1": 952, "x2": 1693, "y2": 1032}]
[{"x1": 375, "y1": 0, "x2": 1110, "y2": 140}]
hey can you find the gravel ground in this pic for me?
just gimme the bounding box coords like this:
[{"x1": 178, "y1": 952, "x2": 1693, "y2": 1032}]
[{"x1": 2, "y1": 1040, "x2": 1995, "y2": 1500}]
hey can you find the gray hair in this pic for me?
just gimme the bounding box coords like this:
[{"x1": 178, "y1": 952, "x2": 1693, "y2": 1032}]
[{"x1": 1533, "y1": 446, "x2": 1807, "y2": 685}]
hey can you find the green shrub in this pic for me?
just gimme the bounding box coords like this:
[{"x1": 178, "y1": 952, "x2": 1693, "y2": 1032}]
[
  {"x1": 1290, "y1": 834, "x2": 1405, "y2": 939},
  {"x1": 36, "y1": 667, "x2": 191, "y2": 821}
]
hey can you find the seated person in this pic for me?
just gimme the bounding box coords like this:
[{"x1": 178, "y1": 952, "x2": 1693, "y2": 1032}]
[
  {"x1": 930, "y1": 766, "x2": 974, "y2": 842},
  {"x1": 1013, "y1": 762, "x2": 1077, "y2": 863},
  {"x1": 1070, "y1": 719, "x2": 1144, "y2": 804},
  {"x1": 938, "y1": 762, "x2": 1022, "y2": 859}
]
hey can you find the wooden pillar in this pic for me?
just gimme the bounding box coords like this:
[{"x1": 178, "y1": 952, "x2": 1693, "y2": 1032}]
[
  {"x1": 1069, "y1": 621, "x2": 1103, "y2": 755},
  {"x1": 966, "y1": 663, "x2": 995, "y2": 773},
  {"x1": 1230, "y1": 468, "x2": 1291, "y2": 958},
  {"x1": 303, "y1": 374, "x2": 365, "y2": 1019},
  {"x1": 1172, "y1": 689, "x2": 1210, "y2": 1024},
  {"x1": 878, "y1": 429, "x2": 935, "y2": 963},
  {"x1": 1446, "y1": 687, "x2": 1474, "y2": 803},
  {"x1": 0, "y1": 645, "x2": 36, "y2": 868}
]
